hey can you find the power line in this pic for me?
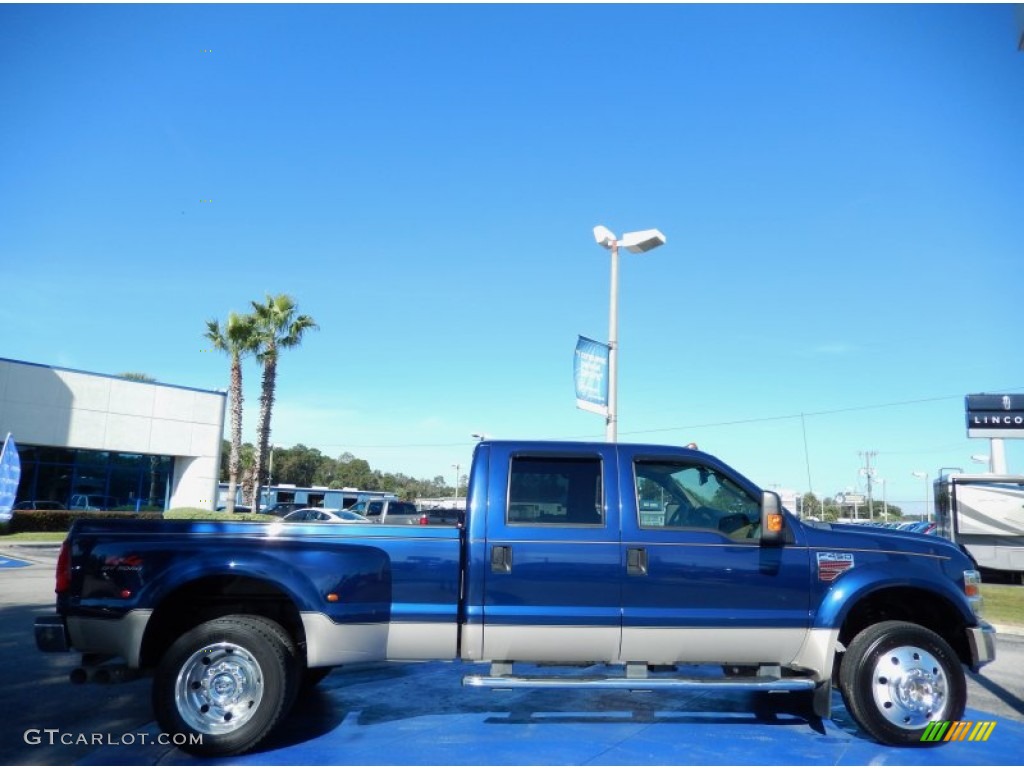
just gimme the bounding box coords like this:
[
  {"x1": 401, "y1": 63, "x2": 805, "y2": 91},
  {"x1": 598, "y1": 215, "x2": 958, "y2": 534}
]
[
  {"x1": 306, "y1": 386, "x2": 1024, "y2": 450},
  {"x1": 614, "y1": 389, "x2": 1022, "y2": 439}
]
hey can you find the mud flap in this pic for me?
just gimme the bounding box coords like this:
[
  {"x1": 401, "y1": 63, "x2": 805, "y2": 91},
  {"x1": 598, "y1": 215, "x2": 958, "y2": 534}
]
[{"x1": 812, "y1": 678, "x2": 832, "y2": 719}]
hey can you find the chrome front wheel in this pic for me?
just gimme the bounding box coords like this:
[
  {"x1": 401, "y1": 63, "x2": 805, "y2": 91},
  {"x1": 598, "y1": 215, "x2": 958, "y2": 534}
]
[
  {"x1": 870, "y1": 643, "x2": 948, "y2": 729},
  {"x1": 839, "y1": 620, "x2": 966, "y2": 746}
]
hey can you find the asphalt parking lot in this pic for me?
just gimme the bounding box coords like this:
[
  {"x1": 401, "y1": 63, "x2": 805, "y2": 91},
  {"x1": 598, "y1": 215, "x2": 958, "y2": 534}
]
[
  {"x1": 79, "y1": 661, "x2": 1024, "y2": 766},
  {"x1": 4, "y1": 543, "x2": 1023, "y2": 766}
]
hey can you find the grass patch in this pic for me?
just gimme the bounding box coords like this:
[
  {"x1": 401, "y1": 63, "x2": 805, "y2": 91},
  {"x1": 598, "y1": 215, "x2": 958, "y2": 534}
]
[
  {"x1": 981, "y1": 584, "x2": 1024, "y2": 627},
  {"x1": 0, "y1": 531, "x2": 68, "y2": 542}
]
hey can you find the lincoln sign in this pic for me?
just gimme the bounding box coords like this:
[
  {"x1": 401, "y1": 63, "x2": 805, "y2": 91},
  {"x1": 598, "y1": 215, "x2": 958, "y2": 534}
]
[{"x1": 965, "y1": 394, "x2": 1024, "y2": 438}]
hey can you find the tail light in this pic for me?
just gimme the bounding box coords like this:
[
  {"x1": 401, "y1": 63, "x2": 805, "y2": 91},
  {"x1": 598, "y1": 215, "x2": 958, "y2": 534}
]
[
  {"x1": 55, "y1": 539, "x2": 71, "y2": 594},
  {"x1": 419, "y1": 514, "x2": 429, "y2": 526}
]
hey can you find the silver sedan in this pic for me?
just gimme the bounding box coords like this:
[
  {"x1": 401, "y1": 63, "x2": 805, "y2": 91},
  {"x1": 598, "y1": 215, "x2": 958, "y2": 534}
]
[{"x1": 281, "y1": 508, "x2": 370, "y2": 524}]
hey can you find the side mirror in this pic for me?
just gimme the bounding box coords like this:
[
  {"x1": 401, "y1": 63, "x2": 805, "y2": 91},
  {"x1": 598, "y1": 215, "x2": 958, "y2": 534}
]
[{"x1": 760, "y1": 490, "x2": 786, "y2": 545}]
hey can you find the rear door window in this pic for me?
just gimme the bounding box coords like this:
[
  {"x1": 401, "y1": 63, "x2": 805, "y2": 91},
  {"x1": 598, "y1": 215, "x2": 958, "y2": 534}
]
[{"x1": 507, "y1": 456, "x2": 603, "y2": 526}]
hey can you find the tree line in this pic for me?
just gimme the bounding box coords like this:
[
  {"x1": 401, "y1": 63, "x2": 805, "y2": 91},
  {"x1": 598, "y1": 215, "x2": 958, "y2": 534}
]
[
  {"x1": 798, "y1": 492, "x2": 903, "y2": 522},
  {"x1": 219, "y1": 441, "x2": 457, "y2": 502}
]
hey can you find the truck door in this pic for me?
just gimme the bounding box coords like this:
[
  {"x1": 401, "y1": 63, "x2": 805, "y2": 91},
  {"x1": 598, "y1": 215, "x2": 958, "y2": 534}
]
[
  {"x1": 480, "y1": 445, "x2": 621, "y2": 663},
  {"x1": 618, "y1": 449, "x2": 810, "y2": 666}
]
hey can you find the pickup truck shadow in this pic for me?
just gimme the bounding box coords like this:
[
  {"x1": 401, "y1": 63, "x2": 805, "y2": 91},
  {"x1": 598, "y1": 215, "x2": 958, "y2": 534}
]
[
  {"x1": 967, "y1": 668, "x2": 1024, "y2": 715},
  {"x1": 0, "y1": 601, "x2": 153, "y2": 766},
  {"x1": 259, "y1": 661, "x2": 830, "y2": 754}
]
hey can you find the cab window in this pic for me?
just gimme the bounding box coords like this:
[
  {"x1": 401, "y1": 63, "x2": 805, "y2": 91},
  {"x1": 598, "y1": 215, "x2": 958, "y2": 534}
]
[
  {"x1": 507, "y1": 456, "x2": 603, "y2": 526},
  {"x1": 634, "y1": 460, "x2": 759, "y2": 540}
]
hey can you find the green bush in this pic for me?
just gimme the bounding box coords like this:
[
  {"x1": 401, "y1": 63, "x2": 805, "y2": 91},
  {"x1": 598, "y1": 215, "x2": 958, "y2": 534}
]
[
  {"x1": 9, "y1": 510, "x2": 164, "y2": 534},
  {"x1": 6, "y1": 508, "x2": 278, "y2": 534},
  {"x1": 163, "y1": 508, "x2": 277, "y2": 522}
]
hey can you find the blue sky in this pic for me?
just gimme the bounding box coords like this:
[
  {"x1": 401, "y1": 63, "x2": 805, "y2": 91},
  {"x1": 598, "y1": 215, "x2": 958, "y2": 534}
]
[{"x1": 2, "y1": 4, "x2": 1022, "y2": 513}]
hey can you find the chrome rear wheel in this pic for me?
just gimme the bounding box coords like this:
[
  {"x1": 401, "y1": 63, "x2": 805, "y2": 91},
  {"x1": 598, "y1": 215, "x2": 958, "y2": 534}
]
[
  {"x1": 174, "y1": 641, "x2": 265, "y2": 734},
  {"x1": 153, "y1": 615, "x2": 298, "y2": 756}
]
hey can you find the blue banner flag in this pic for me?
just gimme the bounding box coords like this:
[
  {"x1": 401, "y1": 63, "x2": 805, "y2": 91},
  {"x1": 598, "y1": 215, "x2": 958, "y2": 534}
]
[
  {"x1": 0, "y1": 433, "x2": 21, "y2": 522},
  {"x1": 574, "y1": 336, "x2": 609, "y2": 416}
]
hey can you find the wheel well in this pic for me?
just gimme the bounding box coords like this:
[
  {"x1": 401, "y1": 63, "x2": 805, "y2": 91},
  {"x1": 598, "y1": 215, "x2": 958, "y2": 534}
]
[
  {"x1": 140, "y1": 576, "x2": 305, "y2": 669},
  {"x1": 837, "y1": 586, "x2": 971, "y2": 666}
]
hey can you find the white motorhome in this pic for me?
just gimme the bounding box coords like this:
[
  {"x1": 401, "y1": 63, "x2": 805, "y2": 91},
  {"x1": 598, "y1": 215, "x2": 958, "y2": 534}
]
[{"x1": 934, "y1": 474, "x2": 1024, "y2": 583}]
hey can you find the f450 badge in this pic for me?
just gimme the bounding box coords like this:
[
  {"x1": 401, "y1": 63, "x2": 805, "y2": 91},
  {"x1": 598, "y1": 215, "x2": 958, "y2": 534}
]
[{"x1": 816, "y1": 551, "x2": 854, "y2": 582}]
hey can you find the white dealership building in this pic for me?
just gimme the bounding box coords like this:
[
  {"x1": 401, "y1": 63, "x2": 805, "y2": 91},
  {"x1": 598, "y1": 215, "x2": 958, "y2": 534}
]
[{"x1": 0, "y1": 357, "x2": 225, "y2": 511}]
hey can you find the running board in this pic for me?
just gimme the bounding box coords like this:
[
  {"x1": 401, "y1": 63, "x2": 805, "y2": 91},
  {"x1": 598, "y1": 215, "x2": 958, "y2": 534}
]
[{"x1": 463, "y1": 674, "x2": 816, "y2": 692}]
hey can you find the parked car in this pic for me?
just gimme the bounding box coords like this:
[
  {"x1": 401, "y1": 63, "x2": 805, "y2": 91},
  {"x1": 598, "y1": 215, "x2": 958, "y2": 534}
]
[
  {"x1": 347, "y1": 498, "x2": 420, "y2": 524},
  {"x1": 260, "y1": 502, "x2": 306, "y2": 517},
  {"x1": 281, "y1": 508, "x2": 369, "y2": 524},
  {"x1": 69, "y1": 494, "x2": 117, "y2": 511},
  {"x1": 215, "y1": 504, "x2": 252, "y2": 514},
  {"x1": 13, "y1": 500, "x2": 67, "y2": 511},
  {"x1": 418, "y1": 506, "x2": 465, "y2": 527}
]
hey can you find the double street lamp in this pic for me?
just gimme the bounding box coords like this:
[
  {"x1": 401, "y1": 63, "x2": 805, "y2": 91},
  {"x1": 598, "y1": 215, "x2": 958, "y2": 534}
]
[{"x1": 593, "y1": 225, "x2": 667, "y2": 442}]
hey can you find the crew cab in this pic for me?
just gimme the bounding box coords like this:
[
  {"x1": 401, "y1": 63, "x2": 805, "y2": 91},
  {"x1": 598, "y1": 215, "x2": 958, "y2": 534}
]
[{"x1": 35, "y1": 440, "x2": 996, "y2": 756}]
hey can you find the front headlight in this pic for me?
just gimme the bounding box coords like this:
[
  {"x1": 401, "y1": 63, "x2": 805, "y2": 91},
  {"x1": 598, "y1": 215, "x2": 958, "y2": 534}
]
[{"x1": 964, "y1": 569, "x2": 984, "y2": 618}]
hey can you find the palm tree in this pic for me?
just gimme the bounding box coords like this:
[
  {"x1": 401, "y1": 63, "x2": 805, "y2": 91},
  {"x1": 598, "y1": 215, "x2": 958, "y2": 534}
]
[
  {"x1": 205, "y1": 312, "x2": 258, "y2": 513},
  {"x1": 248, "y1": 294, "x2": 318, "y2": 512}
]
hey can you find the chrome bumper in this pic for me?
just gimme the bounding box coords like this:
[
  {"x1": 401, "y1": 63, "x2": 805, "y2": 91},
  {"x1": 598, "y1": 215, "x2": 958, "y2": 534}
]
[
  {"x1": 35, "y1": 611, "x2": 152, "y2": 666},
  {"x1": 966, "y1": 621, "x2": 997, "y2": 671}
]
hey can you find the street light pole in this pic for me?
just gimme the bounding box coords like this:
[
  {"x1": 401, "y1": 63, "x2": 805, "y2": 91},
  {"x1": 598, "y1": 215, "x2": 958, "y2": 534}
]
[
  {"x1": 593, "y1": 225, "x2": 666, "y2": 443},
  {"x1": 912, "y1": 471, "x2": 929, "y2": 522},
  {"x1": 607, "y1": 238, "x2": 620, "y2": 442},
  {"x1": 876, "y1": 478, "x2": 888, "y2": 522},
  {"x1": 452, "y1": 463, "x2": 460, "y2": 504}
]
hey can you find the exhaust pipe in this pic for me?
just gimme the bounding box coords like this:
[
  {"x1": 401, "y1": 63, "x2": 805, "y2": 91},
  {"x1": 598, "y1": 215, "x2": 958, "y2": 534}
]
[
  {"x1": 69, "y1": 667, "x2": 95, "y2": 685},
  {"x1": 70, "y1": 664, "x2": 141, "y2": 684}
]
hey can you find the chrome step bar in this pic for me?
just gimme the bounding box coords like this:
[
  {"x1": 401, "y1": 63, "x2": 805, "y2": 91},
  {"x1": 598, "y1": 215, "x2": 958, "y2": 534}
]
[{"x1": 463, "y1": 674, "x2": 816, "y2": 692}]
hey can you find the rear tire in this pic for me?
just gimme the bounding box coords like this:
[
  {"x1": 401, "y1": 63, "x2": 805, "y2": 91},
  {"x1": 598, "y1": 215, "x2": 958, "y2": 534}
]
[
  {"x1": 839, "y1": 620, "x2": 965, "y2": 746},
  {"x1": 153, "y1": 615, "x2": 299, "y2": 756}
]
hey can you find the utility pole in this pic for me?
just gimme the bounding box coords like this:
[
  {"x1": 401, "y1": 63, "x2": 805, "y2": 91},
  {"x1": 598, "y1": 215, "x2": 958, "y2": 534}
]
[{"x1": 859, "y1": 450, "x2": 877, "y2": 521}]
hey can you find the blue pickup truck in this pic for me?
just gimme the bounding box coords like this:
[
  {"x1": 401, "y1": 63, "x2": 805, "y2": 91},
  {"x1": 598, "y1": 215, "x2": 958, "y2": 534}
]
[{"x1": 35, "y1": 440, "x2": 996, "y2": 756}]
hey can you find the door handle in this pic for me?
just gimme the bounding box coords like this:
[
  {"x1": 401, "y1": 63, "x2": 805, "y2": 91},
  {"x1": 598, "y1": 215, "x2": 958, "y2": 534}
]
[
  {"x1": 627, "y1": 547, "x2": 648, "y2": 576},
  {"x1": 491, "y1": 545, "x2": 512, "y2": 574}
]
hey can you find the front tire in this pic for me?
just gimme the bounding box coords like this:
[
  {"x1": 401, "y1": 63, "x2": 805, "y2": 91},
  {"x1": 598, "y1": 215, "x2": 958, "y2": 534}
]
[
  {"x1": 153, "y1": 615, "x2": 299, "y2": 756},
  {"x1": 839, "y1": 620, "x2": 965, "y2": 746}
]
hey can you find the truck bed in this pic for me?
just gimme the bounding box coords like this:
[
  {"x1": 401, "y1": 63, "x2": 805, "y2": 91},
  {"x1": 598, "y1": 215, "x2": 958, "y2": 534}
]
[{"x1": 59, "y1": 518, "x2": 464, "y2": 666}]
